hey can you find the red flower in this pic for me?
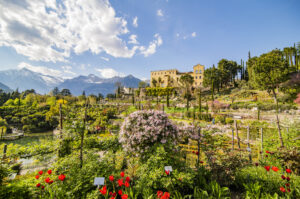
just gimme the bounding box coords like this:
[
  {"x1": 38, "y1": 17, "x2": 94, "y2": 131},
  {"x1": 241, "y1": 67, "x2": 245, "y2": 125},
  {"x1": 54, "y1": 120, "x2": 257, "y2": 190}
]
[
  {"x1": 36, "y1": 183, "x2": 41, "y2": 187},
  {"x1": 118, "y1": 190, "x2": 122, "y2": 195},
  {"x1": 157, "y1": 191, "x2": 163, "y2": 198},
  {"x1": 38, "y1": 170, "x2": 43, "y2": 175},
  {"x1": 41, "y1": 186, "x2": 45, "y2": 189},
  {"x1": 35, "y1": 175, "x2": 40, "y2": 179},
  {"x1": 109, "y1": 192, "x2": 112, "y2": 196},
  {"x1": 265, "y1": 155, "x2": 268, "y2": 158},
  {"x1": 112, "y1": 192, "x2": 116, "y2": 197},
  {"x1": 200, "y1": 161, "x2": 204, "y2": 164},
  {"x1": 125, "y1": 176, "x2": 130, "y2": 182},
  {"x1": 285, "y1": 183, "x2": 290, "y2": 187},
  {"x1": 120, "y1": 171, "x2": 125, "y2": 177},
  {"x1": 192, "y1": 151, "x2": 195, "y2": 154},
  {"x1": 111, "y1": 197, "x2": 115, "y2": 199},
  {"x1": 45, "y1": 177, "x2": 51, "y2": 184},
  {"x1": 266, "y1": 150, "x2": 270, "y2": 154},
  {"x1": 281, "y1": 175, "x2": 286, "y2": 180},
  {"x1": 118, "y1": 179, "x2": 123, "y2": 187},
  {"x1": 286, "y1": 177, "x2": 290, "y2": 181},
  {"x1": 272, "y1": 166, "x2": 279, "y2": 172},
  {"x1": 255, "y1": 163, "x2": 259, "y2": 167},
  {"x1": 125, "y1": 181, "x2": 130, "y2": 187},
  {"x1": 109, "y1": 175, "x2": 114, "y2": 181},
  {"x1": 286, "y1": 169, "x2": 291, "y2": 173},
  {"x1": 161, "y1": 192, "x2": 170, "y2": 199},
  {"x1": 121, "y1": 194, "x2": 128, "y2": 199},
  {"x1": 280, "y1": 187, "x2": 286, "y2": 192},
  {"x1": 49, "y1": 180, "x2": 54, "y2": 184},
  {"x1": 99, "y1": 186, "x2": 107, "y2": 195},
  {"x1": 165, "y1": 170, "x2": 170, "y2": 175},
  {"x1": 58, "y1": 174, "x2": 66, "y2": 181},
  {"x1": 287, "y1": 188, "x2": 291, "y2": 192},
  {"x1": 47, "y1": 170, "x2": 52, "y2": 175},
  {"x1": 264, "y1": 166, "x2": 270, "y2": 171}
]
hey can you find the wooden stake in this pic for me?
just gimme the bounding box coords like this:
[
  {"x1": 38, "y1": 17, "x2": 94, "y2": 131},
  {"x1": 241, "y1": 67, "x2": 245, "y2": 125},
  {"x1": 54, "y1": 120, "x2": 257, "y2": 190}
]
[
  {"x1": 247, "y1": 126, "x2": 252, "y2": 163},
  {"x1": 234, "y1": 120, "x2": 240, "y2": 149}
]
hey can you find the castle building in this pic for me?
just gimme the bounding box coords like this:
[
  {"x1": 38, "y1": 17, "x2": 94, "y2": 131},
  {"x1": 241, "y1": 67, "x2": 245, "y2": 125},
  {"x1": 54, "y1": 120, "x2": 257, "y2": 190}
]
[{"x1": 150, "y1": 64, "x2": 204, "y2": 88}]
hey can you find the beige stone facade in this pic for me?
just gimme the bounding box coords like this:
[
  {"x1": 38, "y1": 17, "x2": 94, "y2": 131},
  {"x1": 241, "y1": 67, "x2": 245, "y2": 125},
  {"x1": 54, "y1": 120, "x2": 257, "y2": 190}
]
[{"x1": 150, "y1": 64, "x2": 204, "y2": 88}]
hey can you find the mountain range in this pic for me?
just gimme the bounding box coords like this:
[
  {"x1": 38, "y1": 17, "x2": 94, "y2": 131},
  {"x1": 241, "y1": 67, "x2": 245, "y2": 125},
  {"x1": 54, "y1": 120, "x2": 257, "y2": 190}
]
[
  {"x1": 0, "y1": 68, "x2": 142, "y2": 96},
  {"x1": 0, "y1": 82, "x2": 12, "y2": 92}
]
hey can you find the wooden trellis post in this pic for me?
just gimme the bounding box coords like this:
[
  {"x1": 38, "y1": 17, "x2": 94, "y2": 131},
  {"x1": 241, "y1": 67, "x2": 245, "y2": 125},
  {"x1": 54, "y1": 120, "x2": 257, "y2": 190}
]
[
  {"x1": 234, "y1": 120, "x2": 240, "y2": 149},
  {"x1": 231, "y1": 128, "x2": 234, "y2": 150},
  {"x1": 247, "y1": 126, "x2": 252, "y2": 163},
  {"x1": 261, "y1": 128, "x2": 263, "y2": 159}
]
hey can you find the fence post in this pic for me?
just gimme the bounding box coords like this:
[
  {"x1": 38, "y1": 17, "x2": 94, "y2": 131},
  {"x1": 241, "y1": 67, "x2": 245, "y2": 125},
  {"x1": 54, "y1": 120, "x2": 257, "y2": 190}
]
[
  {"x1": 247, "y1": 126, "x2": 252, "y2": 163},
  {"x1": 261, "y1": 128, "x2": 263, "y2": 159},
  {"x1": 231, "y1": 128, "x2": 234, "y2": 151},
  {"x1": 234, "y1": 120, "x2": 240, "y2": 149}
]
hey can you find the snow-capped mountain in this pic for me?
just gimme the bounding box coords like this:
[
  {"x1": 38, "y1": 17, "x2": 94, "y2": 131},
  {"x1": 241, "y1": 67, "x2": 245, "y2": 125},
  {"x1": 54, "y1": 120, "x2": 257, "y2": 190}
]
[{"x1": 0, "y1": 68, "x2": 63, "y2": 94}]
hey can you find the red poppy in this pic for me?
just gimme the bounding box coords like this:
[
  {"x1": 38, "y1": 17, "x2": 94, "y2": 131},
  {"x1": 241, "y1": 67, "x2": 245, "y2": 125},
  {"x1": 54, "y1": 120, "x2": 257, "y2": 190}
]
[
  {"x1": 200, "y1": 161, "x2": 204, "y2": 164},
  {"x1": 286, "y1": 169, "x2": 291, "y2": 173},
  {"x1": 118, "y1": 179, "x2": 123, "y2": 187},
  {"x1": 280, "y1": 187, "x2": 286, "y2": 192},
  {"x1": 49, "y1": 180, "x2": 53, "y2": 184},
  {"x1": 112, "y1": 192, "x2": 116, "y2": 197},
  {"x1": 287, "y1": 188, "x2": 291, "y2": 192},
  {"x1": 109, "y1": 192, "x2": 113, "y2": 196},
  {"x1": 264, "y1": 166, "x2": 270, "y2": 171},
  {"x1": 118, "y1": 190, "x2": 122, "y2": 195},
  {"x1": 265, "y1": 155, "x2": 268, "y2": 158},
  {"x1": 196, "y1": 152, "x2": 199, "y2": 155},
  {"x1": 281, "y1": 175, "x2": 286, "y2": 180},
  {"x1": 45, "y1": 177, "x2": 51, "y2": 184},
  {"x1": 286, "y1": 177, "x2": 290, "y2": 181},
  {"x1": 192, "y1": 151, "x2": 195, "y2": 154},
  {"x1": 58, "y1": 174, "x2": 66, "y2": 181},
  {"x1": 99, "y1": 186, "x2": 107, "y2": 195},
  {"x1": 120, "y1": 171, "x2": 125, "y2": 177},
  {"x1": 35, "y1": 175, "x2": 40, "y2": 179},
  {"x1": 272, "y1": 167, "x2": 279, "y2": 172},
  {"x1": 125, "y1": 176, "x2": 130, "y2": 182},
  {"x1": 38, "y1": 170, "x2": 43, "y2": 175},
  {"x1": 165, "y1": 170, "x2": 170, "y2": 175},
  {"x1": 36, "y1": 183, "x2": 41, "y2": 187},
  {"x1": 111, "y1": 197, "x2": 115, "y2": 199},
  {"x1": 266, "y1": 150, "x2": 270, "y2": 154},
  {"x1": 125, "y1": 181, "x2": 129, "y2": 187},
  {"x1": 41, "y1": 185, "x2": 45, "y2": 189},
  {"x1": 285, "y1": 183, "x2": 290, "y2": 187},
  {"x1": 255, "y1": 163, "x2": 259, "y2": 167},
  {"x1": 109, "y1": 175, "x2": 114, "y2": 181},
  {"x1": 121, "y1": 194, "x2": 128, "y2": 199},
  {"x1": 47, "y1": 170, "x2": 52, "y2": 175},
  {"x1": 161, "y1": 192, "x2": 170, "y2": 199}
]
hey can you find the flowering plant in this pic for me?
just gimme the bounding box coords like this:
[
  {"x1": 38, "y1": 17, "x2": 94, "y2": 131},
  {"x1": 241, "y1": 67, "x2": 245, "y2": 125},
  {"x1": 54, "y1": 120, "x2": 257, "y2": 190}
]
[{"x1": 119, "y1": 110, "x2": 179, "y2": 154}]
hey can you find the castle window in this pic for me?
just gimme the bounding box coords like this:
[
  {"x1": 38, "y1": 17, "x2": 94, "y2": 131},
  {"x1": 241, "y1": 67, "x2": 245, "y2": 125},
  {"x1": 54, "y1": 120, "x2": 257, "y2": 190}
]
[
  {"x1": 195, "y1": 76, "x2": 198, "y2": 79},
  {"x1": 195, "y1": 70, "x2": 198, "y2": 73},
  {"x1": 199, "y1": 76, "x2": 201, "y2": 79},
  {"x1": 200, "y1": 70, "x2": 202, "y2": 74}
]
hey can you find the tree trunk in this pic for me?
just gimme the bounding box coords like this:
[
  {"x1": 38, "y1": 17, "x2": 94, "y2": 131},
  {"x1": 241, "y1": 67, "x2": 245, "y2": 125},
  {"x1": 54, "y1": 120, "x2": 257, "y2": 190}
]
[{"x1": 272, "y1": 89, "x2": 284, "y2": 147}]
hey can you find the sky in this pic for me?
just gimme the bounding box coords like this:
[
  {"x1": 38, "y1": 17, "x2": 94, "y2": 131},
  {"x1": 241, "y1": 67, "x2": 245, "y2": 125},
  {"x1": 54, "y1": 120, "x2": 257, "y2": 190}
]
[{"x1": 0, "y1": 0, "x2": 299, "y2": 80}]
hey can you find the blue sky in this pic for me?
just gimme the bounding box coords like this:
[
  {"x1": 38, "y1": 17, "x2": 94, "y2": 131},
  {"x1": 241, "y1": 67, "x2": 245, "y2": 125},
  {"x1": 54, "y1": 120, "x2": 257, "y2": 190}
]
[{"x1": 0, "y1": 0, "x2": 299, "y2": 80}]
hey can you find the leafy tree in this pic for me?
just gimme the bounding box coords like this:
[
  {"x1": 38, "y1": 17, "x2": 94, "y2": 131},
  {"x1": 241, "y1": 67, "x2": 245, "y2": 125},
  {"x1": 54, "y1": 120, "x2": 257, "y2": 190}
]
[
  {"x1": 179, "y1": 74, "x2": 194, "y2": 110},
  {"x1": 106, "y1": 93, "x2": 116, "y2": 99},
  {"x1": 138, "y1": 81, "x2": 148, "y2": 88},
  {"x1": 51, "y1": 87, "x2": 60, "y2": 96},
  {"x1": 115, "y1": 82, "x2": 123, "y2": 98},
  {"x1": 21, "y1": 89, "x2": 36, "y2": 98},
  {"x1": 11, "y1": 88, "x2": 20, "y2": 99},
  {"x1": 251, "y1": 49, "x2": 290, "y2": 147},
  {"x1": 82, "y1": 90, "x2": 86, "y2": 96},
  {"x1": 151, "y1": 78, "x2": 157, "y2": 87},
  {"x1": 97, "y1": 93, "x2": 104, "y2": 101},
  {"x1": 60, "y1": 89, "x2": 72, "y2": 96}
]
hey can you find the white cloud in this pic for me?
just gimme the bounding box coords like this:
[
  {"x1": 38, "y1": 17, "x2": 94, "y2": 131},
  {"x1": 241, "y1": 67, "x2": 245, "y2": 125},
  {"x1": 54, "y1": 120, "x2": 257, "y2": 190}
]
[
  {"x1": 133, "y1": 16, "x2": 138, "y2": 28},
  {"x1": 100, "y1": 57, "x2": 110, "y2": 61},
  {"x1": 140, "y1": 34, "x2": 163, "y2": 57},
  {"x1": 61, "y1": 65, "x2": 76, "y2": 75},
  {"x1": 176, "y1": 33, "x2": 180, "y2": 37},
  {"x1": 0, "y1": 0, "x2": 141, "y2": 62},
  {"x1": 96, "y1": 68, "x2": 125, "y2": 78},
  {"x1": 128, "y1": 34, "x2": 139, "y2": 44},
  {"x1": 191, "y1": 32, "x2": 196, "y2": 37},
  {"x1": 157, "y1": 9, "x2": 164, "y2": 17},
  {"x1": 17, "y1": 62, "x2": 62, "y2": 77}
]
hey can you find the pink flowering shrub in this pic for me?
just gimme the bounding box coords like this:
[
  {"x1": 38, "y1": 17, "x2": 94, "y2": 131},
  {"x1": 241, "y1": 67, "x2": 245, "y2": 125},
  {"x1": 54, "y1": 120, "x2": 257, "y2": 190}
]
[{"x1": 119, "y1": 110, "x2": 179, "y2": 154}]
